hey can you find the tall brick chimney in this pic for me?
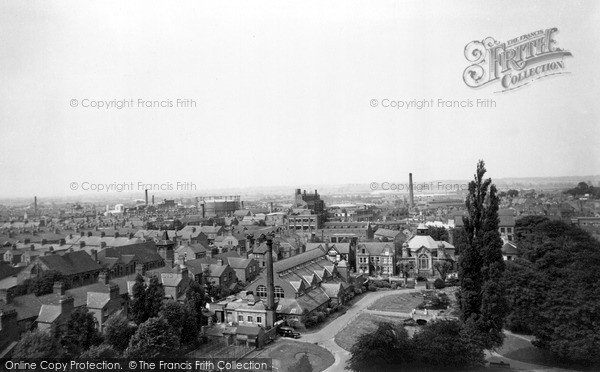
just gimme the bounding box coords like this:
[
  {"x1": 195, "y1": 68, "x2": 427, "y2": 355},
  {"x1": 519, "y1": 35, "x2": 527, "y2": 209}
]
[
  {"x1": 264, "y1": 233, "x2": 276, "y2": 328},
  {"x1": 409, "y1": 173, "x2": 414, "y2": 209}
]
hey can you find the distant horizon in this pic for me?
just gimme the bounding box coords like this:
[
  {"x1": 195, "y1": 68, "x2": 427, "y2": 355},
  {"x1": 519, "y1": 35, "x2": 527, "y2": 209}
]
[{"x1": 1, "y1": 174, "x2": 597, "y2": 204}]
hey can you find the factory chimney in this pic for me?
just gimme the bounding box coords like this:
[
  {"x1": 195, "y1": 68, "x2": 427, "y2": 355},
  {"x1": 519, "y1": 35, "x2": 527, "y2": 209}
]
[
  {"x1": 263, "y1": 233, "x2": 276, "y2": 328},
  {"x1": 34, "y1": 196, "x2": 38, "y2": 216},
  {"x1": 409, "y1": 173, "x2": 414, "y2": 209},
  {"x1": 152, "y1": 195, "x2": 155, "y2": 205},
  {"x1": 145, "y1": 189, "x2": 148, "y2": 206}
]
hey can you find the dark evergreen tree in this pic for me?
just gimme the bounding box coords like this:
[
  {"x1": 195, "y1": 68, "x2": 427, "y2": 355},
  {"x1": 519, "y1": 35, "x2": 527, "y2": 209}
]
[
  {"x1": 58, "y1": 307, "x2": 103, "y2": 357},
  {"x1": 185, "y1": 280, "x2": 208, "y2": 327},
  {"x1": 458, "y1": 160, "x2": 508, "y2": 349},
  {"x1": 145, "y1": 275, "x2": 164, "y2": 319},
  {"x1": 130, "y1": 274, "x2": 147, "y2": 324}
]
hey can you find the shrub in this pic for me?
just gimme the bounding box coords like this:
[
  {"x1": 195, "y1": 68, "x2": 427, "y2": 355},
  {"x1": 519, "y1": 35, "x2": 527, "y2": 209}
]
[
  {"x1": 390, "y1": 283, "x2": 398, "y2": 290},
  {"x1": 304, "y1": 316, "x2": 318, "y2": 328},
  {"x1": 416, "y1": 276, "x2": 427, "y2": 282},
  {"x1": 433, "y1": 278, "x2": 446, "y2": 289},
  {"x1": 315, "y1": 311, "x2": 326, "y2": 323},
  {"x1": 368, "y1": 284, "x2": 377, "y2": 292}
]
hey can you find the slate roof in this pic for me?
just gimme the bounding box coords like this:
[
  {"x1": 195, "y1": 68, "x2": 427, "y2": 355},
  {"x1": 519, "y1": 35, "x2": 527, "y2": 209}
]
[
  {"x1": 502, "y1": 242, "x2": 519, "y2": 256},
  {"x1": 374, "y1": 228, "x2": 402, "y2": 239},
  {"x1": 236, "y1": 325, "x2": 263, "y2": 336},
  {"x1": 38, "y1": 250, "x2": 102, "y2": 275},
  {"x1": 273, "y1": 247, "x2": 327, "y2": 273},
  {"x1": 99, "y1": 242, "x2": 162, "y2": 264},
  {"x1": 357, "y1": 242, "x2": 395, "y2": 255},
  {"x1": 0, "y1": 262, "x2": 23, "y2": 281}
]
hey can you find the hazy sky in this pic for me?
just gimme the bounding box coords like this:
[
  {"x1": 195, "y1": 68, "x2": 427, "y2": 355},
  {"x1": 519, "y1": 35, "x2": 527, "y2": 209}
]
[{"x1": 1, "y1": 0, "x2": 598, "y2": 198}]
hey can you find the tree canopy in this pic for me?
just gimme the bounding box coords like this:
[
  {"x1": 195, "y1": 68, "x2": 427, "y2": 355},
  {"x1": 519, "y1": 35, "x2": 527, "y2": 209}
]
[
  {"x1": 124, "y1": 317, "x2": 181, "y2": 359},
  {"x1": 104, "y1": 313, "x2": 137, "y2": 352},
  {"x1": 12, "y1": 330, "x2": 65, "y2": 359},
  {"x1": 504, "y1": 217, "x2": 600, "y2": 365},
  {"x1": 58, "y1": 306, "x2": 103, "y2": 357},
  {"x1": 345, "y1": 320, "x2": 485, "y2": 372}
]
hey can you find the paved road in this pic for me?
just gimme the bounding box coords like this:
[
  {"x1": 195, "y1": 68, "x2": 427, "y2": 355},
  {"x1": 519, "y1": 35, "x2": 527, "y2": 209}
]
[{"x1": 293, "y1": 289, "x2": 418, "y2": 372}]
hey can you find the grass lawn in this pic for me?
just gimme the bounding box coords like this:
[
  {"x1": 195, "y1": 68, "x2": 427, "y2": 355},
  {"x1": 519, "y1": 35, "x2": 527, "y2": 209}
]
[
  {"x1": 334, "y1": 313, "x2": 405, "y2": 351},
  {"x1": 367, "y1": 292, "x2": 422, "y2": 312},
  {"x1": 254, "y1": 340, "x2": 334, "y2": 372},
  {"x1": 497, "y1": 333, "x2": 576, "y2": 369}
]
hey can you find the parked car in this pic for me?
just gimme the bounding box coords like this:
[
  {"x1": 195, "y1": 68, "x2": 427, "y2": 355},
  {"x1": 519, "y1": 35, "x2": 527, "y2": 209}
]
[{"x1": 278, "y1": 326, "x2": 301, "y2": 339}]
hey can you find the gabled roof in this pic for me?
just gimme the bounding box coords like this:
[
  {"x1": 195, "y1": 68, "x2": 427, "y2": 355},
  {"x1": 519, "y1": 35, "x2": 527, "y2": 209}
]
[
  {"x1": 37, "y1": 250, "x2": 102, "y2": 275},
  {"x1": 0, "y1": 262, "x2": 23, "y2": 281},
  {"x1": 100, "y1": 242, "x2": 163, "y2": 264},
  {"x1": 36, "y1": 304, "x2": 64, "y2": 324},
  {"x1": 357, "y1": 242, "x2": 395, "y2": 255},
  {"x1": 502, "y1": 242, "x2": 519, "y2": 256},
  {"x1": 273, "y1": 246, "x2": 327, "y2": 273}
]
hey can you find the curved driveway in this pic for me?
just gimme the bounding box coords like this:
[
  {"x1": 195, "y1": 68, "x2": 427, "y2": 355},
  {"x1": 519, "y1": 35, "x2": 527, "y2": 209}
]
[{"x1": 292, "y1": 289, "x2": 418, "y2": 372}]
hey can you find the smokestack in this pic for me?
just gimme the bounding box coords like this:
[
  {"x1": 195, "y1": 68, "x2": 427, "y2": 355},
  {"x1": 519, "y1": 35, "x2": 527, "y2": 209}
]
[
  {"x1": 270, "y1": 202, "x2": 273, "y2": 213},
  {"x1": 34, "y1": 196, "x2": 37, "y2": 216},
  {"x1": 145, "y1": 189, "x2": 148, "y2": 206},
  {"x1": 152, "y1": 195, "x2": 155, "y2": 205},
  {"x1": 200, "y1": 203, "x2": 205, "y2": 218},
  {"x1": 265, "y1": 234, "x2": 276, "y2": 328},
  {"x1": 409, "y1": 173, "x2": 414, "y2": 209}
]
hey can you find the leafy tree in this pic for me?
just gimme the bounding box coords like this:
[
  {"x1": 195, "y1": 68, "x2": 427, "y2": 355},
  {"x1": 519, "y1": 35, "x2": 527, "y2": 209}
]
[
  {"x1": 159, "y1": 300, "x2": 199, "y2": 346},
  {"x1": 58, "y1": 306, "x2": 103, "y2": 357},
  {"x1": 186, "y1": 280, "x2": 208, "y2": 327},
  {"x1": 30, "y1": 271, "x2": 69, "y2": 296},
  {"x1": 145, "y1": 275, "x2": 164, "y2": 319},
  {"x1": 12, "y1": 330, "x2": 65, "y2": 359},
  {"x1": 507, "y1": 189, "x2": 519, "y2": 197},
  {"x1": 564, "y1": 181, "x2": 600, "y2": 198},
  {"x1": 396, "y1": 260, "x2": 413, "y2": 285},
  {"x1": 505, "y1": 218, "x2": 600, "y2": 365},
  {"x1": 451, "y1": 227, "x2": 468, "y2": 255},
  {"x1": 130, "y1": 274, "x2": 147, "y2": 324},
  {"x1": 104, "y1": 314, "x2": 137, "y2": 352},
  {"x1": 427, "y1": 226, "x2": 449, "y2": 241},
  {"x1": 458, "y1": 160, "x2": 508, "y2": 349},
  {"x1": 432, "y1": 261, "x2": 452, "y2": 281},
  {"x1": 433, "y1": 278, "x2": 445, "y2": 289},
  {"x1": 412, "y1": 319, "x2": 485, "y2": 369},
  {"x1": 346, "y1": 322, "x2": 412, "y2": 372},
  {"x1": 290, "y1": 353, "x2": 313, "y2": 372},
  {"x1": 79, "y1": 343, "x2": 119, "y2": 359},
  {"x1": 124, "y1": 317, "x2": 181, "y2": 359}
]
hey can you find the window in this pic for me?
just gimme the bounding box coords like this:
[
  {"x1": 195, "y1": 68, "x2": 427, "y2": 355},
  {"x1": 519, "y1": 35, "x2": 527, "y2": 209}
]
[
  {"x1": 274, "y1": 286, "x2": 284, "y2": 299},
  {"x1": 238, "y1": 315, "x2": 243, "y2": 322},
  {"x1": 257, "y1": 316, "x2": 262, "y2": 323},
  {"x1": 418, "y1": 254, "x2": 429, "y2": 270},
  {"x1": 247, "y1": 316, "x2": 253, "y2": 322},
  {"x1": 256, "y1": 285, "x2": 267, "y2": 298}
]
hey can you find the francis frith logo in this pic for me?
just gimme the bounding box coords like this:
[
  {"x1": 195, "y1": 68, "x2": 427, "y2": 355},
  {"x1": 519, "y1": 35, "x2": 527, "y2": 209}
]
[{"x1": 463, "y1": 28, "x2": 572, "y2": 92}]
